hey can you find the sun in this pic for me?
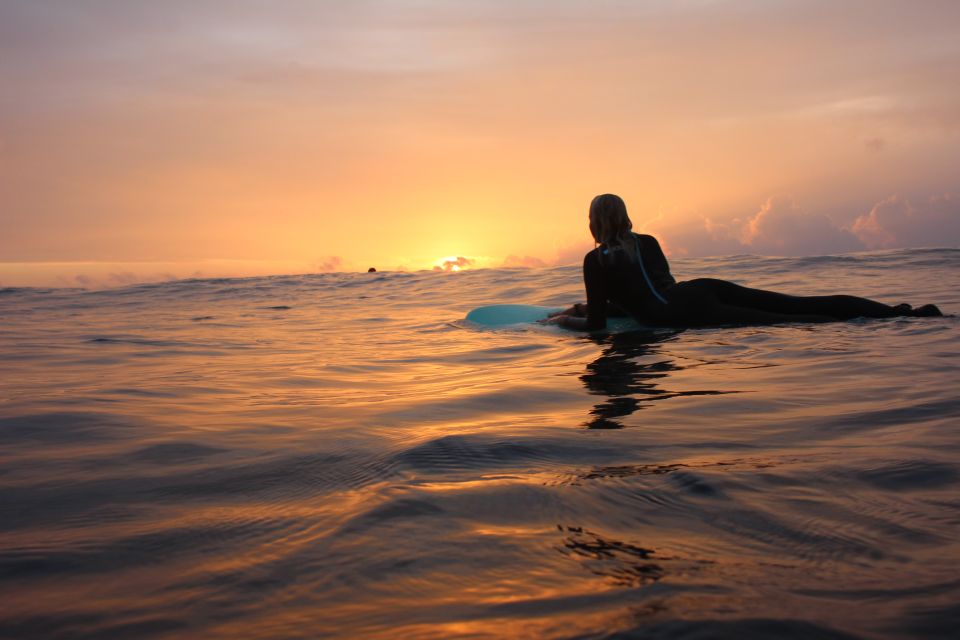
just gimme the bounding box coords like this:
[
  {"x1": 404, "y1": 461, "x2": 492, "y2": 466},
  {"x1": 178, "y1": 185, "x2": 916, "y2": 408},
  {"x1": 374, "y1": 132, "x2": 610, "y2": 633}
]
[{"x1": 434, "y1": 255, "x2": 472, "y2": 272}]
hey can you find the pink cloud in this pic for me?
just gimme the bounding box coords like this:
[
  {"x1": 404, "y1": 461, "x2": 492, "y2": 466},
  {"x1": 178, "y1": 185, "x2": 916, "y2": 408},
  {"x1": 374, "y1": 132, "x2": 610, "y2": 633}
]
[
  {"x1": 108, "y1": 271, "x2": 144, "y2": 286},
  {"x1": 72, "y1": 274, "x2": 96, "y2": 288},
  {"x1": 642, "y1": 214, "x2": 745, "y2": 257},
  {"x1": 645, "y1": 197, "x2": 864, "y2": 257},
  {"x1": 740, "y1": 196, "x2": 862, "y2": 255},
  {"x1": 851, "y1": 194, "x2": 960, "y2": 249},
  {"x1": 315, "y1": 256, "x2": 343, "y2": 272},
  {"x1": 851, "y1": 197, "x2": 901, "y2": 248},
  {"x1": 55, "y1": 270, "x2": 179, "y2": 289},
  {"x1": 502, "y1": 254, "x2": 547, "y2": 268},
  {"x1": 554, "y1": 241, "x2": 594, "y2": 266}
]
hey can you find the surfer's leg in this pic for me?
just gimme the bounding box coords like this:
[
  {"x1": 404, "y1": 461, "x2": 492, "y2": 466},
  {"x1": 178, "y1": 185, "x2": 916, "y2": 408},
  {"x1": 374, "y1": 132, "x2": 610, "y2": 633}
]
[
  {"x1": 704, "y1": 303, "x2": 834, "y2": 325},
  {"x1": 665, "y1": 280, "x2": 833, "y2": 326},
  {"x1": 684, "y1": 278, "x2": 903, "y2": 320}
]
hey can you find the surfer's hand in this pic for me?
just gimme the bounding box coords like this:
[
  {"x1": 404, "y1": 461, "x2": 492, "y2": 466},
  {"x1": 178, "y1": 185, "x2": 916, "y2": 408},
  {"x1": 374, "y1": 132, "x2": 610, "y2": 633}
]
[
  {"x1": 542, "y1": 314, "x2": 589, "y2": 331},
  {"x1": 548, "y1": 304, "x2": 584, "y2": 318}
]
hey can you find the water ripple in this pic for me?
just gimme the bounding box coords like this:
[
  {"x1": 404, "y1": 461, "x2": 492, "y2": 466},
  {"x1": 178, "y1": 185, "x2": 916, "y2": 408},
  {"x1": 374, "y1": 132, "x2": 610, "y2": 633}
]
[{"x1": 1, "y1": 249, "x2": 958, "y2": 638}]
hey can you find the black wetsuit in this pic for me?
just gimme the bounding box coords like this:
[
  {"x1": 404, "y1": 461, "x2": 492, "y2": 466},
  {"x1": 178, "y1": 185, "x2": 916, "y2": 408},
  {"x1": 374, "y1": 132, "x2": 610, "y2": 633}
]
[
  {"x1": 583, "y1": 234, "x2": 905, "y2": 329},
  {"x1": 584, "y1": 234, "x2": 676, "y2": 329}
]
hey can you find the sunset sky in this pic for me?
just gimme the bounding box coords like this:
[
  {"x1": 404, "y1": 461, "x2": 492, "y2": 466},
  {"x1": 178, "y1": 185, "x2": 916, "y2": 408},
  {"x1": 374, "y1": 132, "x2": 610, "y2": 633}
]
[{"x1": 2, "y1": 0, "x2": 959, "y2": 286}]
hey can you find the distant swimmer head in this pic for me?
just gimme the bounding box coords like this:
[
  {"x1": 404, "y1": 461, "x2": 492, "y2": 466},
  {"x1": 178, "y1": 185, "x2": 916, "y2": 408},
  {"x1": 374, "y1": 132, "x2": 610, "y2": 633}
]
[{"x1": 589, "y1": 193, "x2": 633, "y2": 248}]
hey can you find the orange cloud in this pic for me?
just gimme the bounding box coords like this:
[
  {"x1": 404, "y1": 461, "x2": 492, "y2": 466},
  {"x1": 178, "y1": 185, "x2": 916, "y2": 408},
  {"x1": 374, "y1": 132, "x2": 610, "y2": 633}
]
[
  {"x1": 502, "y1": 255, "x2": 547, "y2": 268},
  {"x1": 433, "y1": 256, "x2": 473, "y2": 272}
]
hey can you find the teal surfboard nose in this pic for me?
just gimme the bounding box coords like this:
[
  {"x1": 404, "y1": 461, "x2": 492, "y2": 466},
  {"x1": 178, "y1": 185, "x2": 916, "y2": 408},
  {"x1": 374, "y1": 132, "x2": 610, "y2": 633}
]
[{"x1": 465, "y1": 304, "x2": 560, "y2": 327}]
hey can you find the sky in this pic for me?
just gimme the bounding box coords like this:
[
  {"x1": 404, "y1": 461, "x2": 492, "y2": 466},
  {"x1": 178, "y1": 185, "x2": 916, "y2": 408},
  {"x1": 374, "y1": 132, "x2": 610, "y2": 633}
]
[{"x1": 1, "y1": 0, "x2": 959, "y2": 286}]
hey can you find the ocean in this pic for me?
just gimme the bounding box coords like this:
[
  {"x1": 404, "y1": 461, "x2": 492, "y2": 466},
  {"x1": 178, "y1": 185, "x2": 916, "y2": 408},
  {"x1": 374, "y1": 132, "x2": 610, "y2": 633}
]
[{"x1": 1, "y1": 248, "x2": 958, "y2": 639}]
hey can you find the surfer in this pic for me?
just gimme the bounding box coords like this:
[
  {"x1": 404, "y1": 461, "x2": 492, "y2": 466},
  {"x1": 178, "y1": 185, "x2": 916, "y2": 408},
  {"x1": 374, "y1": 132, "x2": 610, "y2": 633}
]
[{"x1": 547, "y1": 193, "x2": 943, "y2": 330}]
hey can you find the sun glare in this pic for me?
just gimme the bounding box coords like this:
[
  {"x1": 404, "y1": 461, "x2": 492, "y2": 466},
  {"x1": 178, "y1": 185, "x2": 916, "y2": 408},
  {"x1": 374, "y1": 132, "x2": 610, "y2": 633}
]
[{"x1": 434, "y1": 255, "x2": 472, "y2": 272}]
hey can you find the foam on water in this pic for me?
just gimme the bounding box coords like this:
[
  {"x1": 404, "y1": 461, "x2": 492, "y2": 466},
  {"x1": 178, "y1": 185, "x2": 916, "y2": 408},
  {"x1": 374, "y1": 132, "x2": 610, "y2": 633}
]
[{"x1": 1, "y1": 249, "x2": 958, "y2": 639}]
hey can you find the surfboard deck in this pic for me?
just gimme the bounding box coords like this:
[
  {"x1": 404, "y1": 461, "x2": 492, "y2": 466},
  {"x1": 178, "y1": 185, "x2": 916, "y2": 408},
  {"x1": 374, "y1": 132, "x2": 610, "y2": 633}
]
[
  {"x1": 465, "y1": 304, "x2": 646, "y2": 333},
  {"x1": 465, "y1": 304, "x2": 561, "y2": 327}
]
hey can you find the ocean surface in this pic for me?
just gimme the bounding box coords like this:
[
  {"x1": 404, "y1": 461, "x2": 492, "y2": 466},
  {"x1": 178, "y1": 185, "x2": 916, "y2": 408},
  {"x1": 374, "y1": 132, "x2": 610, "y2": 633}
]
[{"x1": 1, "y1": 248, "x2": 959, "y2": 640}]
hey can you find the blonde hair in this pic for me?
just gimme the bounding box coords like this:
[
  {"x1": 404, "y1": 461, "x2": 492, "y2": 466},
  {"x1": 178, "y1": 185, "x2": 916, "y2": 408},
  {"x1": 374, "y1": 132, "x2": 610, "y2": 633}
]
[{"x1": 589, "y1": 194, "x2": 636, "y2": 262}]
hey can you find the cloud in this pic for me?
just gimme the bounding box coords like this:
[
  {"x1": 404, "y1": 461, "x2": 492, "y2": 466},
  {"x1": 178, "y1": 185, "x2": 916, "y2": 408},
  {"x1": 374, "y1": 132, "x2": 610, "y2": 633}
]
[
  {"x1": 315, "y1": 256, "x2": 343, "y2": 272},
  {"x1": 646, "y1": 194, "x2": 960, "y2": 257},
  {"x1": 502, "y1": 254, "x2": 546, "y2": 268},
  {"x1": 740, "y1": 196, "x2": 862, "y2": 255},
  {"x1": 71, "y1": 274, "x2": 95, "y2": 288},
  {"x1": 642, "y1": 213, "x2": 745, "y2": 257},
  {"x1": 852, "y1": 194, "x2": 960, "y2": 249},
  {"x1": 498, "y1": 245, "x2": 592, "y2": 269},
  {"x1": 106, "y1": 271, "x2": 139, "y2": 286},
  {"x1": 3, "y1": 1, "x2": 960, "y2": 271},
  {"x1": 554, "y1": 241, "x2": 595, "y2": 266},
  {"x1": 433, "y1": 256, "x2": 473, "y2": 272},
  {"x1": 646, "y1": 197, "x2": 862, "y2": 257},
  {"x1": 56, "y1": 270, "x2": 178, "y2": 289}
]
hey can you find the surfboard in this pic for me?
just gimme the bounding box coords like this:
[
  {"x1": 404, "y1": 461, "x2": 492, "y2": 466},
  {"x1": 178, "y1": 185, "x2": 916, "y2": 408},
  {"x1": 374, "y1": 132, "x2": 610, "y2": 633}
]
[
  {"x1": 465, "y1": 304, "x2": 561, "y2": 327},
  {"x1": 465, "y1": 304, "x2": 646, "y2": 333}
]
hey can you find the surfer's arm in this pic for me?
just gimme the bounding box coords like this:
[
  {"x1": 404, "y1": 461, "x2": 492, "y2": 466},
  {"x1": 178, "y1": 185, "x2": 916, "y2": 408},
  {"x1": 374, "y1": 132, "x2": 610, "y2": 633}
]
[
  {"x1": 550, "y1": 314, "x2": 590, "y2": 330},
  {"x1": 583, "y1": 252, "x2": 608, "y2": 330},
  {"x1": 639, "y1": 234, "x2": 677, "y2": 288},
  {"x1": 545, "y1": 251, "x2": 609, "y2": 330}
]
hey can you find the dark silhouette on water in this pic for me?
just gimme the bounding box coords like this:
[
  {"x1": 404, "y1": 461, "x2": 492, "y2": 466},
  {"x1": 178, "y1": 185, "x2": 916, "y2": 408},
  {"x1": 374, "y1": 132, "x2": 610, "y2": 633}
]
[
  {"x1": 581, "y1": 334, "x2": 669, "y2": 429},
  {"x1": 548, "y1": 194, "x2": 943, "y2": 330},
  {"x1": 579, "y1": 331, "x2": 733, "y2": 429}
]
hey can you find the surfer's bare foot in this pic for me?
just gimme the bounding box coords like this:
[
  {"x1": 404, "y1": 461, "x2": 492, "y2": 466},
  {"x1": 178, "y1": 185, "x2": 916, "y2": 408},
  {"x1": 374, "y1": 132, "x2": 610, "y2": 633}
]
[{"x1": 911, "y1": 304, "x2": 943, "y2": 317}]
